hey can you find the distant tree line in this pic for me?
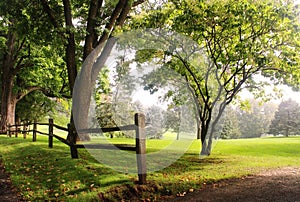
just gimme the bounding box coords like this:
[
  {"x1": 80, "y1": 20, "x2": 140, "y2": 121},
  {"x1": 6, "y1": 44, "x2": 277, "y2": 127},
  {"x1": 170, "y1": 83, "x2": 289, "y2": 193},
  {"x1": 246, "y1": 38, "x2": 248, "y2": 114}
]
[{"x1": 215, "y1": 98, "x2": 300, "y2": 139}]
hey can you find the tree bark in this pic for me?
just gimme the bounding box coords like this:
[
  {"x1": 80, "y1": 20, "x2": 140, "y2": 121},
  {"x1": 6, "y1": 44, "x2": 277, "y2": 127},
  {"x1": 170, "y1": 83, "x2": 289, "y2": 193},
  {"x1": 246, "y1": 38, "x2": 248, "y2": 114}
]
[
  {"x1": 83, "y1": 0, "x2": 103, "y2": 59},
  {"x1": 0, "y1": 31, "x2": 16, "y2": 133},
  {"x1": 0, "y1": 87, "x2": 17, "y2": 133},
  {"x1": 63, "y1": 0, "x2": 77, "y2": 95},
  {"x1": 73, "y1": 0, "x2": 132, "y2": 142},
  {"x1": 200, "y1": 120, "x2": 210, "y2": 156}
]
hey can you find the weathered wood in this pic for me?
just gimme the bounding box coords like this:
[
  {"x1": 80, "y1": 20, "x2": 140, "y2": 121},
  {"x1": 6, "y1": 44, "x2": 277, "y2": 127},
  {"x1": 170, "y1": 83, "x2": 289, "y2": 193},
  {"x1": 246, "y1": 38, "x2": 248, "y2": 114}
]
[
  {"x1": 75, "y1": 143, "x2": 136, "y2": 151},
  {"x1": 9, "y1": 115, "x2": 147, "y2": 184},
  {"x1": 8, "y1": 123, "x2": 29, "y2": 127},
  {"x1": 22, "y1": 124, "x2": 27, "y2": 139},
  {"x1": 8, "y1": 124, "x2": 11, "y2": 137},
  {"x1": 53, "y1": 124, "x2": 68, "y2": 132},
  {"x1": 35, "y1": 131, "x2": 49, "y2": 136},
  {"x1": 16, "y1": 118, "x2": 21, "y2": 138},
  {"x1": 77, "y1": 125, "x2": 136, "y2": 134},
  {"x1": 53, "y1": 134, "x2": 70, "y2": 146},
  {"x1": 48, "y1": 119, "x2": 53, "y2": 148},
  {"x1": 14, "y1": 122, "x2": 18, "y2": 138},
  {"x1": 22, "y1": 130, "x2": 32, "y2": 133},
  {"x1": 32, "y1": 121, "x2": 37, "y2": 142},
  {"x1": 36, "y1": 123, "x2": 49, "y2": 126},
  {"x1": 135, "y1": 113, "x2": 146, "y2": 185}
]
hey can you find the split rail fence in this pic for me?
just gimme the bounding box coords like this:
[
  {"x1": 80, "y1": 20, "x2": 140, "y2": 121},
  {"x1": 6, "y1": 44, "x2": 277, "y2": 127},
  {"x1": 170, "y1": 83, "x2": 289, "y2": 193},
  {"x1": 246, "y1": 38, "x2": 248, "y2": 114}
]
[{"x1": 7, "y1": 113, "x2": 146, "y2": 184}]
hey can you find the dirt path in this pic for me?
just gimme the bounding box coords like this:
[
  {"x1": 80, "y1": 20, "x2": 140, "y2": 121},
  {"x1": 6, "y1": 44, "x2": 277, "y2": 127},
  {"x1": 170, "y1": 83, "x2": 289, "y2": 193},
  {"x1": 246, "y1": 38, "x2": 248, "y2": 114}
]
[
  {"x1": 1, "y1": 164, "x2": 300, "y2": 202},
  {"x1": 0, "y1": 160, "x2": 19, "y2": 202},
  {"x1": 168, "y1": 167, "x2": 300, "y2": 202}
]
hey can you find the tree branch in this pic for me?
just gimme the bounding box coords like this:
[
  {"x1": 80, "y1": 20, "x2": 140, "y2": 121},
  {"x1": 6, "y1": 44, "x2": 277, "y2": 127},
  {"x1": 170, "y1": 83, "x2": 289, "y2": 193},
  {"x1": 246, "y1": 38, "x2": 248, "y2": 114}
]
[
  {"x1": 16, "y1": 86, "x2": 42, "y2": 102},
  {"x1": 40, "y1": 0, "x2": 65, "y2": 38},
  {"x1": 16, "y1": 85, "x2": 72, "y2": 102},
  {"x1": 132, "y1": 0, "x2": 145, "y2": 7},
  {"x1": 83, "y1": 0, "x2": 103, "y2": 59},
  {"x1": 40, "y1": 0, "x2": 61, "y2": 29},
  {"x1": 12, "y1": 43, "x2": 31, "y2": 76},
  {"x1": 97, "y1": 0, "x2": 127, "y2": 45}
]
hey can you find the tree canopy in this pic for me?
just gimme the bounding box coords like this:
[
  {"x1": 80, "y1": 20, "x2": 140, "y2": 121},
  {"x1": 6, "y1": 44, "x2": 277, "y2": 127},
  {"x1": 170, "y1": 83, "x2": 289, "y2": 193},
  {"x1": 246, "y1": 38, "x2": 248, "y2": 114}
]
[
  {"x1": 0, "y1": 0, "x2": 68, "y2": 132},
  {"x1": 1, "y1": 0, "x2": 300, "y2": 157},
  {"x1": 126, "y1": 0, "x2": 300, "y2": 155}
]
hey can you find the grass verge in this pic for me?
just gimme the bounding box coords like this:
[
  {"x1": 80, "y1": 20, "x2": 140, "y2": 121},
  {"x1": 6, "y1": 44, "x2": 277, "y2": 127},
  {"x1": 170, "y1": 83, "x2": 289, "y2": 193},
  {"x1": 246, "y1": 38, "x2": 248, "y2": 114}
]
[{"x1": 0, "y1": 135, "x2": 300, "y2": 201}]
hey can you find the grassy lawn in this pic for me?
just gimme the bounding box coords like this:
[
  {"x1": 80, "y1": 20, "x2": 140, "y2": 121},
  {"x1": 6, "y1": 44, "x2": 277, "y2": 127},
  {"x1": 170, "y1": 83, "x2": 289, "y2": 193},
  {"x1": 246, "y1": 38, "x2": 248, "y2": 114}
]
[{"x1": 0, "y1": 135, "x2": 300, "y2": 201}]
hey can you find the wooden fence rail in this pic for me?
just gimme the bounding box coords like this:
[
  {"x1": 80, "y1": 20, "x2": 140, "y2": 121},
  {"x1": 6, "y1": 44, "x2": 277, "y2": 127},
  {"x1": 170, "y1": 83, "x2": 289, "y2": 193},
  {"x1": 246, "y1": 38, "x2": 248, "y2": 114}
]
[
  {"x1": 74, "y1": 113, "x2": 146, "y2": 184},
  {"x1": 7, "y1": 119, "x2": 68, "y2": 144},
  {"x1": 6, "y1": 113, "x2": 147, "y2": 184}
]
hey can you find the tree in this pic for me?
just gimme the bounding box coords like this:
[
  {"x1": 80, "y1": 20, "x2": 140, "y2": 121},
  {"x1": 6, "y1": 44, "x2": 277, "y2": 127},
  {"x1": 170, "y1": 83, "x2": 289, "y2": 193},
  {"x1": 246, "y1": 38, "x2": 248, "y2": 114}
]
[
  {"x1": 216, "y1": 106, "x2": 241, "y2": 139},
  {"x1": 128, "y1": 0, "x2": 300, "y2": 155},
  {"x1": 145, "y1": 105, "x2": 165, "y2": 139},
  {"x1": 236, "y1": 99, "x2": 277, "y2": 138},
  {"x1": 269, "y1": 99, "x2": 300, "y2": 137},
  {"x1": 0, "y1": 0, "x2": 67, "y2": 133},
  {"x1": 164, "y1": 106, "x2": 181, "y2": 139},
  {"x1": 40, "y1": 0, "x2": 146, "y2": 143}
]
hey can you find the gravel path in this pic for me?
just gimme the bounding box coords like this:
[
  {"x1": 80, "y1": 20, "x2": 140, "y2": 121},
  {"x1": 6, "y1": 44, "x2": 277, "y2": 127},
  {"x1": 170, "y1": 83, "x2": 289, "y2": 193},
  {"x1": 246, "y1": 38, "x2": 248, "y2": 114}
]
[{"x1": 168, "y1": 167, "x2": 300, "y2": 202}]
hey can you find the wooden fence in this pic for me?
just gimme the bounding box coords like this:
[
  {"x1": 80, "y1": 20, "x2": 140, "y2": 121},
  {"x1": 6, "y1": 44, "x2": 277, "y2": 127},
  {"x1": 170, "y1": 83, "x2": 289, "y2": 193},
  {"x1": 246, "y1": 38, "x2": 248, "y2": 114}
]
[
  {"x1": 7, "y1": 119, "x2": 69, "y2": 147},
  {"x1": 7, "y1": 113, "x2": 146, "y2": 184}
]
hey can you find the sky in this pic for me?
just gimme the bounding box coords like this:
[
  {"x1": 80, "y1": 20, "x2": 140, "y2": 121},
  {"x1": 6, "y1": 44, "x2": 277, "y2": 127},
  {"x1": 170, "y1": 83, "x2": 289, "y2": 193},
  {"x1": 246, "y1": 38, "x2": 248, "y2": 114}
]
[{"x1": 239, "y1": 81, "x2": 300, "y2": 104}]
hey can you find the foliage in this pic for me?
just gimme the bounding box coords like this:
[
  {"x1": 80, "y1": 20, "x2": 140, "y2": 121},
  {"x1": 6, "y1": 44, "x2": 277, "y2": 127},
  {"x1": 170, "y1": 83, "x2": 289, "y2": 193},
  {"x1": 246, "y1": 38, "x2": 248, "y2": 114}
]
[
  {"x1": 269, "y1": 99, "x2": 300, "y2": 137},
  {"x1": 128, "y1": 0, "x2": 300, "y2": 155},
  {"x1": 0, "y1": 0, "x2": 68, "y2": 132},
  {"x1": 93, "y1": 67, "x2": 116, "y2": 137},
  {"x1": 48, "y1": 98, "x2": 71, "y2": 126},
  {"x1": 218, "y1": 107, "x2": 241, "y2": 139},
  {"x1": 144, "y1": 105, "x2": 166, "y2": 139},
  {"x1": 16, "y1": 92, "x2": 55, "y2": 122},
  {"x1": 39, "y1": 0, "x2": 147, "y2": 142},
  {"x1": 237, "y1": 99, "x2": 277, "y2": 138}
]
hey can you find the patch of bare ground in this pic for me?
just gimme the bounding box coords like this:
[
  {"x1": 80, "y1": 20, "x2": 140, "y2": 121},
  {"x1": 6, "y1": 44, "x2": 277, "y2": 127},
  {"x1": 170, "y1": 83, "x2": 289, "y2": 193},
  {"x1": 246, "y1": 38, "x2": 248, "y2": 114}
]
[
  {"x1": 167, "y1": 167, "x2": 300, "y2": 202},
  {"x1": 0, "y1": 160, "x2": 20, "y2": 202}
]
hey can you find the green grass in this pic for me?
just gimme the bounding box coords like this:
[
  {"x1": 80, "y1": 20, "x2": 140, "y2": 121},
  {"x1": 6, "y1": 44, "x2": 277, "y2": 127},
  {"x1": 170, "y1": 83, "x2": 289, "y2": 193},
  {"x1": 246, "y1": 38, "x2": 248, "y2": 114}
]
[{"x1": 0, "y1": 135, "x2": 300, "y2": 201}]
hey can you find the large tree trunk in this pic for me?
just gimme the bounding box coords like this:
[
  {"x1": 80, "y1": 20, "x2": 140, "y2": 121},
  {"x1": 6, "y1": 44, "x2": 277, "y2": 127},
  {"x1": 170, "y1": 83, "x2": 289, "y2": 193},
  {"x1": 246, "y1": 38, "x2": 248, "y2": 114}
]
[
  {"x1": 200, "y1": 120, "x2": 210, "y2": 156},
  {"x1": 62, "y1": 0, "x2": 90, "y2": 142},
  {"x1": 72, "y1": 0, "x2": 132, "y2": 142},
  {"x1": 0, "y1": 31, "x2": 16, "y2": 134},
  {"x1": 41, "y1": 0, "x2": 145, "y2": 145},
  {"x1": 0, "y1": 74, "x2": 18, "y2": 133},
  {"x1": 200, "y1": 101, "x2": 227, "y2": 157},
  {"x1": 0, "y1": 86, "x2": 17, "y2": 133}
]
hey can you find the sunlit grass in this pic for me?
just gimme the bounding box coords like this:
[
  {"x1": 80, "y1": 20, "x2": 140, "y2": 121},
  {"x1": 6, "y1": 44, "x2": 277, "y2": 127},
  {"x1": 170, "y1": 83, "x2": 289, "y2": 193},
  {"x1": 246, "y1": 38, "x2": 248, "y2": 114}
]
[{"x1": 0, "y1": 135, "x2": 300, "y2": 201}]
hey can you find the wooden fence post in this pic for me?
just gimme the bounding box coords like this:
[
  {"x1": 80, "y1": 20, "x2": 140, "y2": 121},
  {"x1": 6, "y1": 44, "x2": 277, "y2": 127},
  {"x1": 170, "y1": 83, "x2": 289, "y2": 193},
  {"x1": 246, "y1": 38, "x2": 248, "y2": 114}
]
[
  {"x1": 68, "y1": 123, "x2": 78, "y2": 159},
  {"x1": 135, "y1": 113, "x2": 146, "y2": 185},
  {"x1": 33, "y1": 121, "x2": 37, "y2": 142},
  {"x1": 48, "y1": 119, "x2": 53, "y2": 148},
  {"x1": 15, "y1": 118, "x2": 21, "y2": 138},
  {"x1": 22, "y1": 123, "x2": 27, "y2": 139},
  {"x1": 8, "y1": 124, "x2": 11, "y2": 137},
  {"x1": 15, "y1": 124, "x2": 18, "y2": 138}
]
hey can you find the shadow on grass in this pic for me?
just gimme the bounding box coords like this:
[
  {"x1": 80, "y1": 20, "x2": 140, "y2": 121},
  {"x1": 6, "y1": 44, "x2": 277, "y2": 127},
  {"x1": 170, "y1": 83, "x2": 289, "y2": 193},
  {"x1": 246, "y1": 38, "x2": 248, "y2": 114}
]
[
  {"x1": 6, "y1": 136, "x2": 295, "y2": 201},
  {"x1": 0, "y1": 137, "x2": 133, "y2": 201}
]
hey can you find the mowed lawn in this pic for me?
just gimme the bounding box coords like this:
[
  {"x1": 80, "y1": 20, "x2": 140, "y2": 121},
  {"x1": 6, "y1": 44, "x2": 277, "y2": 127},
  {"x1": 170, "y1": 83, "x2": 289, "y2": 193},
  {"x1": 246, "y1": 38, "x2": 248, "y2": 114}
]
[{"x1": 0, "y1": 134, "x2": 300, "y2": 201}]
